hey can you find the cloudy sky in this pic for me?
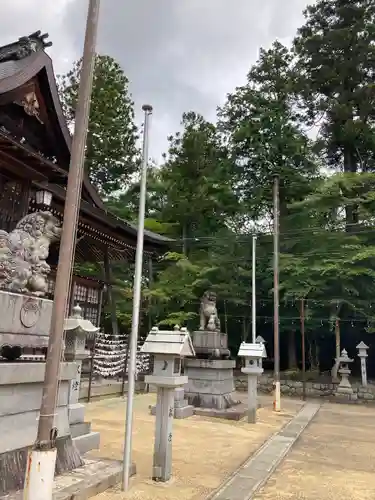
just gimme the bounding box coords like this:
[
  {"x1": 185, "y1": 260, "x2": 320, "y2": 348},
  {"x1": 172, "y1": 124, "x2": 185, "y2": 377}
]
[{"x1": 1, "y1": 0, "x2": 310, "y2": 161}]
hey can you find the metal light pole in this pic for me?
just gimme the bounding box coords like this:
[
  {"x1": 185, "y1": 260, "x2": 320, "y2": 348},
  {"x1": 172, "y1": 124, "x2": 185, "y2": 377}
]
[
  {"x1": 252, "y1": 235, "x2": 257, "y2": 343},
  {"x1": 23, "y1": 2, "x2": 100, "y2": 499},
  {"x1": 273, "y1": 175, "x2": 281, "y2": 412},
  {"x1": 300, "y1": 298, "x2": 306, "y2": 401},
  {"x1": 122, "y1": 104, "x2": 153, "y2": 491}
]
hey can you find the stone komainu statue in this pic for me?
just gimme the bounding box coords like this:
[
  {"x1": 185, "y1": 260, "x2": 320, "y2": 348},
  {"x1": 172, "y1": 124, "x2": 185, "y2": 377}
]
[
  {"x1": 199, "y1": 290, "x2": 221, "y2": 332},
  {"x1": 0, "y1": 211, "x2": 61, "y2": 296}
]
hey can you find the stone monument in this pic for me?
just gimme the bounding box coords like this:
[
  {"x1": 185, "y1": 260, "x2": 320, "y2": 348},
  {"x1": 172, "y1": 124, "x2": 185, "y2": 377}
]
[
  {"x1": 0, "y1": 212, "x2": 100, "y2": 495},
  {"x1": 0, "y1": 211, "x2": 61, "y2": 359},
  {"x1": 356, "y1": 341, "x2": 369, "y2": 387},
  {"x1": 184, "y1": 291, "x2": 245, "y2": 419}
]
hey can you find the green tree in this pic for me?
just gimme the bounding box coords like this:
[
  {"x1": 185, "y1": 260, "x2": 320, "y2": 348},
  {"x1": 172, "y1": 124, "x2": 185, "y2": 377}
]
[
  {"x1": 59, "y1": 54, "x2": 139, "y2": 196},
  {"x1": 106, "y1": 168, "x2": 162, "y2": 217},
  {"x1": 147, "y1": 252, "x2": 202, "y2": 327},
  {"x1": 159, "y1": 111, "x2": 238, "y2": 253},
  {"x1": 218, "y1": 41, "x2": 320, "y2": 231},
  {"x1": 294, "y1": 0, "x2": 375, "y2": 227},
  {"x1": 280, "y1": 172, "x2": 375, "y2": 367},
  {"x1": 218, "y1": 41, "x2": 321, "y2": 364}
]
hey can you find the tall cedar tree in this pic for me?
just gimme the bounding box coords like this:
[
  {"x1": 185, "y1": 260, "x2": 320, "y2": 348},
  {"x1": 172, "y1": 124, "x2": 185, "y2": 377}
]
[
  {"x1": 294, "y1": 0, "x2": 375, "y2": 228},
  {"x1": 59, "y1": 55, "x2": 139, "y2": 197},
  {"x1": 159, "y1": 111, "x2": 238, "y2": 252},
  {"x1": 218, "y1": 41, "x2": 319, "y2": 232}
]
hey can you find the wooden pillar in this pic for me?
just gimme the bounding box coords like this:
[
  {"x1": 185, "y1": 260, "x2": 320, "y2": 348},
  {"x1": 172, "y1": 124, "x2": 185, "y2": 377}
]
[{"x1": 103, "y1": 248, "x2": 119, "y2": 338}]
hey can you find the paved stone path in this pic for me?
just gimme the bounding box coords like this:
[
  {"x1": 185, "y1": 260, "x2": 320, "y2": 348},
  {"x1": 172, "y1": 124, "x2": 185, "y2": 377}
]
[
  {"x1": 208, "y1": 402, "x2": 320, "y2": 500},
  {"x1": 253, "y1": 402, "x2": 375, "y2": 500}
]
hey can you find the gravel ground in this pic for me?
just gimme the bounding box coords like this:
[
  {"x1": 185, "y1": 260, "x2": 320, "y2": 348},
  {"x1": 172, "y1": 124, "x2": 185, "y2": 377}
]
[{"x1": 85, "y1": 393, "x2": 301, "y2": 500}]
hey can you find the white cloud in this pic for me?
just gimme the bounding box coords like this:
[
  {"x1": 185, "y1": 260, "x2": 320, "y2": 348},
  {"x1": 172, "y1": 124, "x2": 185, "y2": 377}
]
[{"x1": 1, "y1": 0, "x2": 310, "y2": 160}]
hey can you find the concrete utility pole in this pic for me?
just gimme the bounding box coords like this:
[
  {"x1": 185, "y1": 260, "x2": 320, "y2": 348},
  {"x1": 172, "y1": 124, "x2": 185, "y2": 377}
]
[
  {"x1": 252, "y1": 235, "x2": 257, "y2": 343},
  {"x1": 300, "y1": 298, "x2": 306, "y2": 401},
  {"x1": 122, "y1": 104, "x2": 153, "y2": 491},
  {"x1": 273, "y1": 175, "x2": 281, "y2": 412},
  {"x1": 23, "y1": 1, "x2": 100, "y2": 499}
]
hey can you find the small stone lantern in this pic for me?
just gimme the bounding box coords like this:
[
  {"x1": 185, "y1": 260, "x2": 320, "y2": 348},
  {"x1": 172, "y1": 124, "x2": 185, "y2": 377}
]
[
  {"x1": 336, "y1": 348, "x2": 354, "y2": 395},
  {"x1": 356, "y1": 341, "x2": 369, "y2": 387},
  {"x1": 141, "y1": 325, "x2": 195, "y2": 482},
  {"x1": 237, "y1": 342, "x2": 266, "y2": 423},
  {"x1": 64, "y1": 304, "x2": 99, "y2": 430},
  {"x1": 255, "y1": 335, "x2": 267, "y2": 370}
]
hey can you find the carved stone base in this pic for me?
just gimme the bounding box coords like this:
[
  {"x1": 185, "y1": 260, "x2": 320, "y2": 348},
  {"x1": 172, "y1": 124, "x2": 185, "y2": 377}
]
[
  {"x1": 191, "y1": 330, "x2": 230, "y2": 359},
  {"x1": 0, "y1": 290, "x2": 53, "y2": 354},
  {"x1": 184, "y1": 359, "x2": 240, "y2": 412}
]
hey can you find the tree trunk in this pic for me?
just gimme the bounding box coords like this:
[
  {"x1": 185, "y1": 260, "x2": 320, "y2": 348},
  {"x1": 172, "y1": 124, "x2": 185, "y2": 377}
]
[
  {"x1": 103, "y1": 249, "x2": 119, "y2": 338},
  {"x1": 335, "y1": 318, "x2": 340, "y2": 359},
  {"x1": 331, "y1": 318, "x2": 341, "y2": 382},
  {"x1": 343, "y1": 148, "x2": 358, "y2": 231},
  {"x1": 287, "y1": 329, "x2": 297, "y2": 369},
  {"x1": 182, "y1": 224, "x2": 187, "y2": 256}
]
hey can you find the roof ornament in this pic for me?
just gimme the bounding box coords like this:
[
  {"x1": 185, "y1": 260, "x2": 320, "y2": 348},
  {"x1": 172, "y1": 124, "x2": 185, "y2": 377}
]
[{"x1": 0, "y1": 31, "x2": 52, "y2": 64}]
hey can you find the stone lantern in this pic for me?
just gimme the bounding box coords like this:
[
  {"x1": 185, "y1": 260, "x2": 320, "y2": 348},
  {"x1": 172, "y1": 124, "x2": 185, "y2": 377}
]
[
  {"x1": 237, "y1": 341, "x2": 266, "y2": 423},
  {"x1": 336, "y1": 348, "x2": 354, "y2": 395},
  {"x1": 64, "y1": 304, "x2": 99, "y2": 446},
  {"x1": 141, "y1": 325, "x2": 195, "y2": 482},
  {"x1": 255, "y1": 335, "x2": 267, "y2": 370},
  {"x1": 356, "y1": 341, "x2": 369, "y2": 387}
]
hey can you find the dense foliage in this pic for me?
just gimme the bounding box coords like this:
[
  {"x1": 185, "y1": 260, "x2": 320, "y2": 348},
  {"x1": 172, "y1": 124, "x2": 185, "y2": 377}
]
[
  {"x1": 58, "y1": 54, "x2": 139, "y2": 197},
  {"x1": 62, "y1": 0, "x2": 375, "y2": 375}
]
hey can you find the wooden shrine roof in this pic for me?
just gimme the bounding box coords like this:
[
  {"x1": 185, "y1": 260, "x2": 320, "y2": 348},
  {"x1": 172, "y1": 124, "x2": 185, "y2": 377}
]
[
  {"x1": 0, "y1": 32, "x2": 172, "y2": 255},
  {"x1": 0, "y1": 48, "x2": 104, "y2": 208}
]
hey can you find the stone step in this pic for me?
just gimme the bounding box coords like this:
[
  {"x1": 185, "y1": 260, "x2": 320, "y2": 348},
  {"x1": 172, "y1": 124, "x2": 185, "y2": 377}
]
[
  {"x1": 72, "y1": 431, "x2": 100, "y2": 455},
  {"x1": 70, "y1": 421, "x2": 91, "y2": 438},
  {"x1": 175, "y1": 405, "x2": 194, "y2": 419},
  {"x1": 174, "y1": 399, "x2": 188, "y2": 408}
]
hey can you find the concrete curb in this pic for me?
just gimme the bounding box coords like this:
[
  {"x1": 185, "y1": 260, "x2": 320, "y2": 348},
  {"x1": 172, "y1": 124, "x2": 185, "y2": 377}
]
[
  {"x1": 207, "y1": 402, "x2": 321, "y2": 500},
  {"x1": 1, "y1": 459, "x2": 136, "y2": 500}
]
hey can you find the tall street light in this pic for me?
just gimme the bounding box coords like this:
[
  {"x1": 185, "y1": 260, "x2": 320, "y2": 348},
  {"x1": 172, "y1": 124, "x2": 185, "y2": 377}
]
[
  {"x1": 23, "y1": 1, "x2": 100, "y2": 499},
  {"x1": 122, "y1": 104, "x2": 153, "y2": 491}
]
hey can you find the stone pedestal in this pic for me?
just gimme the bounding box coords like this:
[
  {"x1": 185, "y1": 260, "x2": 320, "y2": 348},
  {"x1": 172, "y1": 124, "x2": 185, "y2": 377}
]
[
  {"x1": 191, "y1": 330, "x2": 230, "y2": 359},
  {"x1": 152, "y1": 387, "x2": 175, "y2": 482},
  {"x1": 150, "y1": 387, "x2": 194, "y2": 419},
  {"x1": 246, "y1": 375, "x2": 258, "y2": 423},
  {"x1": 0, "y1": 362, "x2": 74, "y2": 455},
  {"x1": 184, "y1": 358, "x2": 244, "y2": 419},
  {"x1": 0, "y1": 291, "x2": 53, "y2": 354},
  {"x1": 64, "y1": 307, "x2": 100, "y2": 455},
  {"x1": 0, "y1": 362, "x2": 77, "y2": 495}
]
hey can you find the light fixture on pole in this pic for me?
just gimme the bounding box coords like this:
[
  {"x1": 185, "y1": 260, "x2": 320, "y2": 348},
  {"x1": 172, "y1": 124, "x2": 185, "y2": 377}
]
[
  {"x1": 23, "y1": 1, "x2": 100, "y2": 499},
  {"x1": 35, "y1": 188, "x2": 53, "y2": 207},
  {"x1": 252, "y1": 235, "x2": 257, "y2": 343},
  {"x1": 122, "y1": 104, "x2": 153, "y2": 491}
]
